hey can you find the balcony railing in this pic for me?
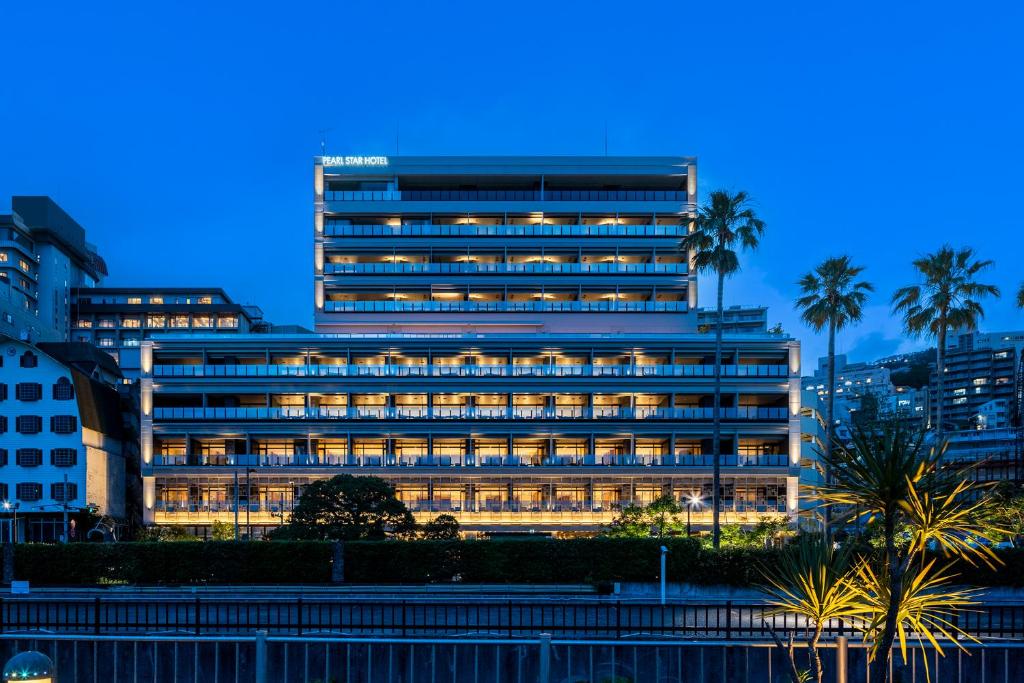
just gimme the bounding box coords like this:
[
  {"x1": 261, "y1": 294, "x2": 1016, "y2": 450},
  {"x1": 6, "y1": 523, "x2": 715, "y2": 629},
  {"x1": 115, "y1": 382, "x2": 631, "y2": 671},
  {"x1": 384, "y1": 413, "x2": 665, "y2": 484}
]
[
  {"x1": 323, "y1": 262, "x2": 688, "y2": 275},
  {"x1": 153, "y1": 363, "x2": 789, "y2": 378},
  {"x1": 153, "y1": 453, "x2": 790, "y2": 468},
  {"x1": 323, "y1": 223, "x2": 688, "y2": 238},
  {"x1": 151, "y1": 406, "x2": 789, "y2": 421},
  {"x1": 322, "y1": 301, "x2": 688, "y2": 313},
  {"x1": 324, "y1": 190, "x2": 690, "y2": 202}
]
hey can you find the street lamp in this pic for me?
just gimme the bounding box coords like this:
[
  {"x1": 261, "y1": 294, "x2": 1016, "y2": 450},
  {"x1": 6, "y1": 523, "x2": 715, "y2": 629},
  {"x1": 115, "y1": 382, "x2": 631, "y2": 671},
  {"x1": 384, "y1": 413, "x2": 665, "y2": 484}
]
[
  {"x1": 3, "y1": 650, "x2": 55, "y2": 682},
  {"x1": 686, "y1": 494, "x2": 703, "y2": 537},
  {"x1": 2, "y1": 501, "x2": 19, "y2": 544},
  {"x1": 659, "y1": 545, "x2": 669, "y2": 606}
]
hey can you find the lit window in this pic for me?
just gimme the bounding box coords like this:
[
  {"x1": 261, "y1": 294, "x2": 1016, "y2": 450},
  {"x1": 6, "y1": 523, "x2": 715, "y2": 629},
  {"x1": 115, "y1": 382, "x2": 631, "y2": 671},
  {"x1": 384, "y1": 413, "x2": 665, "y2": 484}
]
[
  {"x1": 170, "y1": 314, "x2": 190, "y2": 328},
  {"x1": 952, "y1": 397, "x2": 967, "y2": 405},
  {"x1": 193, "y1": 315, "x2": 213, "y2": 328},
  {"x1": 75, "y1": 319, "x2": 93, "y2": 328},
  {"x1": 198, "y1": 296, "x2": 213, "y2": 304},
  {"x1": 127, "y1": 297, "x2": 142, "y2": 304},
  {"x1": 149, "y1": 296, "x2": 164, "y2": 304},
  {"x1": 0, "y1": 252, "x2": 7, "y2": 262},
  {"x1": 147, "y1": 314, "x2": 166, "y2": 328},
  {"x1": 972, "y1": 378, "x2": 988, "y2": 386},
  {"x1": 97, "y1": 337, "x2": 115, "y2": 347},
  {"x1": 122, "y1": 317, "x2": 141, "y2": 328},
  {"x1": 18, "y1": 259, "x2": 30, "y2": 272},
  {"x1": 217, "y1": 315, "x2": 238, "y2": 328},
  {"x1": 953, "y1": 388, "x2": 966, "y2": 396}
]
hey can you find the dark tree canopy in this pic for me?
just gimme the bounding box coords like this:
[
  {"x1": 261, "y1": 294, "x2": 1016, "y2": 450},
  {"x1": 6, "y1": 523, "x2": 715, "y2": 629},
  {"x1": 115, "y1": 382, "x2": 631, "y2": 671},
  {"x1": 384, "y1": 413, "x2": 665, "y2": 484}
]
[
  {"x1": 273, "y1": 475, "x2": 416, "y2": 541},
  {"x1": 421, "y1": 514, "x2": 461, "y2": 540}
]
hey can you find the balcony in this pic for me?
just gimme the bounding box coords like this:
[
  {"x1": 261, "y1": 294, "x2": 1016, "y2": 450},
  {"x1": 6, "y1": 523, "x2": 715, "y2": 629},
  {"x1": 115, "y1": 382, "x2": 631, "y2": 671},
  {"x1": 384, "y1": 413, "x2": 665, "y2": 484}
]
[
  {"x1": 151, "y1": 406, "x2": 789, "y2": 421},
  {"x1": 152, "y1": 363, "x2": 790, "y2": 378},
  {"x1": 323, "y1": 262, "x2": 688, "y2": 275},
  {"x1": 322, "y1": 301, "x2": 687, "y2": 313},
  {"x1": 153, "y1": 453, "x2": 790, "y2": 468},
  {"x1": 323, "y1": 190, "x2": 690, "y2": 202},
  {"x1": 323, "y1": 223, "x2": 688, "y2": 238}
]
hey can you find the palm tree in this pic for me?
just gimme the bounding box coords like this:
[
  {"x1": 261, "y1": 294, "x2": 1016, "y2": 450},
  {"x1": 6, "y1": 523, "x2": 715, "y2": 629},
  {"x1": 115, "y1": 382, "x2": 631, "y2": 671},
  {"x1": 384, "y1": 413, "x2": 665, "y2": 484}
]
[
  {"x1": 814, "y1": 422, "x2": 999, "y2": 683},
  {"x1": 681, "y1": 190, "x2": 765, "y2": 548},
  {"x1": 761, "y1": 539, "x2": 872, "y2": 683},
  {"x1": 891, "y1": 246, "x2": 999, "y2": 438},
  {"x1": 1017, "y1": 282, "x2": 1024, "y2": 308},
  {"x1": 795, "y1": 256, "x2": 873, "y2": 540}
]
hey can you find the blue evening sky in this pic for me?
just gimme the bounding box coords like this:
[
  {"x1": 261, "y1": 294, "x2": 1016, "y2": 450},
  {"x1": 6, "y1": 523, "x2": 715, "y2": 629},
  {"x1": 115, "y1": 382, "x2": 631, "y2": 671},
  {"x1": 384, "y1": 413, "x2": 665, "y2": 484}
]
[{"x1": 2, "y1": 1, "x2": 1022, "y2": 369}]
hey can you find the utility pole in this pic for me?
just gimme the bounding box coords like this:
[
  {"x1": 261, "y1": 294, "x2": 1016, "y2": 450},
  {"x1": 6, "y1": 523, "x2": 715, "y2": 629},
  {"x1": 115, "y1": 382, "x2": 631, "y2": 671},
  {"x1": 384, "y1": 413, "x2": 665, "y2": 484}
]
[
  {"x1": 61, "y1": 473, "x2": 70, "y2": 544},
  {"x1": 234, "y1": 469, "x2": 240, "y2": 541}
]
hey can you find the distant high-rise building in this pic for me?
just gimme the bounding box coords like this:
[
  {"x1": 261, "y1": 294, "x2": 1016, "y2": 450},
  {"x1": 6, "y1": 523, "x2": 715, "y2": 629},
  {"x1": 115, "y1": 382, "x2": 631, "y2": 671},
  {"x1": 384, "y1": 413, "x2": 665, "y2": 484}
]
[
  {"x1": 931, "y1": 331, "x2": 1024, "y2": 431},
  {"x1": 0, "y1": 197, "x2": 106, "y2": 343}
]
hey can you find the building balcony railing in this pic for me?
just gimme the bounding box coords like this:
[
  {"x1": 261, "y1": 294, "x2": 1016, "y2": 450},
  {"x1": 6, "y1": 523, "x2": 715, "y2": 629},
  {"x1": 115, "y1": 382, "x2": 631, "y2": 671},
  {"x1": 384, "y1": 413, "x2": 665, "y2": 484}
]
[
  {"x1": 323, "y1": 262, "x2": 688, "y2": 275},
  {"x1": 323, "y1": 223, "x2": 688, "y2": 238},
  {"x1": 153, "y1": 453, "x2": 791, "y2": 468},
  {"x1": 152, "y1": 363, "x2": 790, "y2": 379},
  {"x1": 322, "y1": 301, "x2": 688, "y2": 313},
  {"x1": 151, "y1": 406, "x2": 789, "y2": 421},
  {"x1": 324, "y1": 190, "x2": 690, "y2": 202}
]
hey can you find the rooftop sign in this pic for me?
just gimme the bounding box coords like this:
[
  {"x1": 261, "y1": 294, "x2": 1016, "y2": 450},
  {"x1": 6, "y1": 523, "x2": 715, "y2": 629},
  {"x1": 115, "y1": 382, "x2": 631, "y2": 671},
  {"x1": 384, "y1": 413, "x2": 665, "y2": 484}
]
[{"x1": 322, "y1": 156, "x2": 389, "y2": 167}]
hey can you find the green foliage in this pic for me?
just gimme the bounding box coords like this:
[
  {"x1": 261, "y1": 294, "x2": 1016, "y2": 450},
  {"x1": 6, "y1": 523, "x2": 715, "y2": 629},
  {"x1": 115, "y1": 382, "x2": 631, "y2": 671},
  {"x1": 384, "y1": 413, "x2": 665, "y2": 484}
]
[
  {"x1": 271, "y1": 474, "x2": 416, "y2": 541},
  {"x1": 421, "y1": 514, "x2": 460, "y2": 540},
  {"x1": 210, "y1": 520, "x2": 235, "y2": 541},
  {"x1": 133, "y1": 526, "x2": 201, "y2": 542},
  {"x1": 602, "y1": 495, "x2": 686, "y2": 538},
  {"x1": 709, "y1": 517, "x2": 791, "y2": 549}
]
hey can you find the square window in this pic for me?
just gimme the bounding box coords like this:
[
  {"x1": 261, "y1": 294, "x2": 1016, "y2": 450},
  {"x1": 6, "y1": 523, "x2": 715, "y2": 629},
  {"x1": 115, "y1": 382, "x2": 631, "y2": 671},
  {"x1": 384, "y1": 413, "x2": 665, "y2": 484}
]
[
  {"x1": 16, "y1": 483, "x2": 42, "y2": 502},
  {"x1": 16, "y1": 415, "x2": 42, "y2": 434},
  {"x1": 51, "y1": 415, "x2": 78, "y2": 434},
  {"x1": 51, "y1": 448, "x2": 78, "y2": 467},
  {"x1": 16, "y1": 382, "x2": 42, "y2": 401},
  {"x1": 16, "y1": 448, "x2": 42, "y2": 467},
  {"x1": 51, "y1": 482, "x2": 78, "y2": 502}
]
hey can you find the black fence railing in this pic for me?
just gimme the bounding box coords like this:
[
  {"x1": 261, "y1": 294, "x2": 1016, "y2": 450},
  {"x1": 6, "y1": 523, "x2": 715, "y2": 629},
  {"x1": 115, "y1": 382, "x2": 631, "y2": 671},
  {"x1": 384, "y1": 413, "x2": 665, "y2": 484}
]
[{"x1": 2, "y1": 598, "x2": 1022, "y2": 640}]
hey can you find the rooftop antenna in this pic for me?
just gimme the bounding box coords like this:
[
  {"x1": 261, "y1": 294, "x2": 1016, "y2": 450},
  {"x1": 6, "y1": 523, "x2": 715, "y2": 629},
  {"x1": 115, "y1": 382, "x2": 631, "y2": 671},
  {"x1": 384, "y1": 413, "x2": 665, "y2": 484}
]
[{"x1": 318, "y1": 128, "x2": 333, "y2": 155}]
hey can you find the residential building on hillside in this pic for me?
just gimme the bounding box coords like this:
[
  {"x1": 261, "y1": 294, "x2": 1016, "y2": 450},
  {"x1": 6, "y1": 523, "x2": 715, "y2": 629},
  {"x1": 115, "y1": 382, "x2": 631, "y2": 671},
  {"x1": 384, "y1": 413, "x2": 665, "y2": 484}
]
[
  {"x1": 931, "y1": 331, "x2": 1023, "y2": 431},
  {"x1": 697, "y1": 305, "x2": 768, "y2": 334},
  {"x1": 943, "y1": 427, "x2": 1022, "y2": 487},
  {"x1": 70, "y1": 287, "x2": 266, "y2": 377},
  {"x1": 138, "y1": 155, "x2": 802, "y2": 537},
  {"x1": 0, "y1": 197, "x2": 106, "y2": 343},
  {"x1": 0, "y1": 334, "x2": 131, "y2": 542}
]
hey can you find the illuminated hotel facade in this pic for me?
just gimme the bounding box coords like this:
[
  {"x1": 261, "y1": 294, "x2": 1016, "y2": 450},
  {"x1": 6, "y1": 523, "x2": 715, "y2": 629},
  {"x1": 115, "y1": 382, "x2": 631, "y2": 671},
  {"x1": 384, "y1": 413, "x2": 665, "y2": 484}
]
[{"x1": 140, "y1": 156, "x2": 801, "y2": 535}]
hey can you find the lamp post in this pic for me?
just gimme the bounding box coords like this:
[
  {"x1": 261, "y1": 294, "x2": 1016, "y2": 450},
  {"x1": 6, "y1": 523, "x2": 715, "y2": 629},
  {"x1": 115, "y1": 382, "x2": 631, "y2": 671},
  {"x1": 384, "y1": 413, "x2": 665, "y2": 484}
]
[
  {"x1": 686, "y1": 495, "x2": 703, "y2": 537},
  {"x1": 2, "y1": 501, "x2": 18, "y2": 544},
  {"x1": 3, "y1": 650, "x2": 55, "y2": 682},
  {"x1": 659, "y1": 545, "x2": 669, "y2": 606}
]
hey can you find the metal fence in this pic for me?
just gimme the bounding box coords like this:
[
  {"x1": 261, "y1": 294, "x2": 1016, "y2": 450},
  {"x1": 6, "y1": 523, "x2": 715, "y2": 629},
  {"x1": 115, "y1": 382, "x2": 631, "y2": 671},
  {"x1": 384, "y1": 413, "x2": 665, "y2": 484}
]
[
  {"x1": 2, "y1": 598, "x2": 1022, "y2": 640},
  {"x1": 2, "y1": 633, "x2": 1024, "y2": 683}
]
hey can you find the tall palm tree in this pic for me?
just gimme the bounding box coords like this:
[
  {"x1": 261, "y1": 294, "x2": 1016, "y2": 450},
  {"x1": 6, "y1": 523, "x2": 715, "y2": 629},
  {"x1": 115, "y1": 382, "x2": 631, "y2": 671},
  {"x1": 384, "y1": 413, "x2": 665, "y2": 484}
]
[
  {"x1": 814, "y1": 422, "x2": 999, "y2": 683},
  {"x1": 1017, "y1": 282, "x2": 1024, "y2": 308},
  {"x1": 891, "y1": 246, "x2": 999, "y2": 439},
  {"x1": 681, "y1": 190, "x2": 765, "y2": 548},
  {"x1": 795, "y1": 256, "x2": 873, "y2": 539}
]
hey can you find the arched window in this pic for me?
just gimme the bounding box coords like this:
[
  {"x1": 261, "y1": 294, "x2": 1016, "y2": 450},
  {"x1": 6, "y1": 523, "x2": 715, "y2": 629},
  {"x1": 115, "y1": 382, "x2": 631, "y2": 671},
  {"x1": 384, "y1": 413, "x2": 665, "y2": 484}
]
[
  {"x1": 20, "y1": 351, "x2": 38, "y2": 368},
  {"x1": 53, "y1": 376, "x2": 75, "y2": 400}
]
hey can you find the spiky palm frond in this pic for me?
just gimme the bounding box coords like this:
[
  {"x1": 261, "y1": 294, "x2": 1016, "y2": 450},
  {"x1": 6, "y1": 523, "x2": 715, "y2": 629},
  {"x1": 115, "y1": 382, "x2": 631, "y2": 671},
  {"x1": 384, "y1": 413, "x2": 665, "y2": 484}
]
[
  {"x1": 1017, "y1": 282, "x2": 1024, "y2": 308},
  {"x1": 891, "y1": 245, "x2": 999, "y2": 339},
  {"x1": 795, "y1": 256, "x2": 874, "y2": 332},
  {"x1": 855, "y1": 559, "x2": 980, "y2": 677},
  {"x1": 761, "y1": 539, "x2": 873, "y2": 627},
  {"x1": 679, "y1": 190, "x2": 765, "y2": 277},
  {"x1": 902, "y1": 477, "x2": 1002, "y2": 567}
]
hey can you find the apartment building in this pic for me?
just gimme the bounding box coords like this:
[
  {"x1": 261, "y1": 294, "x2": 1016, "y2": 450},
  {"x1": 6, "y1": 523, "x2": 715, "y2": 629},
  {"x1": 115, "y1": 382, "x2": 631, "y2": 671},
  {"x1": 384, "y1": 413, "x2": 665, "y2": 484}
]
[
  {"x1": 932, "y1": 331, "x2": 1023, "y2": 431},
  {"x1": 697, "y1": 305, "x2": 768, "y2": 334},
  {"x1": 0, "y1": 197, "x2": 106, "y2": 343},
  {"x1": 140, "y1": 155, "x2": 801, "y2": 535},
  {"x1": 0, "y1": 334, "x2": 129, "y2": 542},
  {"x1": 70, "y1": 287, "x2": 265, "y2": 377}
]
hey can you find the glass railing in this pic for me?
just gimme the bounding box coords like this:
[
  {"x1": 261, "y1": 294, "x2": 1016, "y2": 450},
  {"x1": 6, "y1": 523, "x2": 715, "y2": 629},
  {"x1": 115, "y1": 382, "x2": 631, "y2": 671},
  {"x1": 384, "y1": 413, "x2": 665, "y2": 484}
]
[
  {"x1": 323, "y1": 223, "x2": 688, "y2": 238},
  {"x1": 322, "y1": 301, "x2": 688, "y2": 313},
  {"x1": 152, "y1": 406, "x2": 789, "y2": 421},
  {"x1": 323, "y1": 190, "x2": 690, "y2": 202},
  {"x1": 152, "y1": 363, "x2": 790, "y2": 378},
  {"x1": 152, "y1": 453, "x2": 790, "y2": 468},
  {"x1": 324, "y1": 262, "x2": 688, "y2": 275}
]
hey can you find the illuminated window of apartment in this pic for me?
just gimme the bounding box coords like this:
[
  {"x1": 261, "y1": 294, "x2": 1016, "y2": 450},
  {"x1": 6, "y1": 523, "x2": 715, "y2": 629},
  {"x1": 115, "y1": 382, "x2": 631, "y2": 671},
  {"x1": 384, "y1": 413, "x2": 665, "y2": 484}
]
[
  {"x1": 217, "y1": 315, "x2": 238, "y2": 328},
  {"x1": 127, "y1": 296, "x2": 142, "y2": 304},
  {"x1": 75, "y1": 319, "x2": 93, "y2": 328},
  {"x1": 198, "y1": 296, "x2": 213, "y2": 304},
  {"x1": 18, "y1": 259, "x2": 30, "y2": 272},
  {"x1": 953, "y1": 397, "x2": 967, "y2": 405},
  {"x1": 147, "y1": 314, "x2": 166, "y2": 328},
  {"x1": 170, "y1": 314, "x2": 190, "y2": 328},
  {"x1": 0, "y1": 252, "x2": 7, "y2": 262},
  {"x1": 952, "y1": 388, "x2": 967, "y2": 396},
  {"x1": 98, "y1": 318, "x2": 116, "y2": 328},
  {"x1": 972, "y1": 378, "x2": 988, "y2": 386},
  {"x1": 149, "y1": 296, "x2": 164, "y2": 304},
  {"x1": 193, "y1": 315, "x2": 213, "y2": 328},
  {"x1": 97, "y1": 337, "x2": 115, "y2": 348},
  {"x1": 122, "y1": 317, "x2": 141, "y2": 328}
]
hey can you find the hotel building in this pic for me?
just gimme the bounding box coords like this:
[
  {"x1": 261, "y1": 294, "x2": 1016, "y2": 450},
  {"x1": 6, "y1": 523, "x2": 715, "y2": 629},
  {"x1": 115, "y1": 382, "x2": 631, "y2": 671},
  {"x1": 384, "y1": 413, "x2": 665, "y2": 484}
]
[{"x1": 140, "y1": 156, "x2": 801, "y2": 535}]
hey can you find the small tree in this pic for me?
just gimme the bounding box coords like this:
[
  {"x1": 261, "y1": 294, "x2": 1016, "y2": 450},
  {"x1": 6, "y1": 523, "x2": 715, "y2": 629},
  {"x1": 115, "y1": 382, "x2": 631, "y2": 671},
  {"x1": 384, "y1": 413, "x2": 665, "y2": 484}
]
[
  {"x1": 272, "y1": 475, "x2": 416, "y2": 541},
  {"x1": 603, "y1": 495, "x2": 685, "y2": 538},
  {"x1": 422, "y1": 514, "x2": 460, "y2": 540},
  {"x1": 210, "y1": 520, "x2": 234, "y2": 541}
]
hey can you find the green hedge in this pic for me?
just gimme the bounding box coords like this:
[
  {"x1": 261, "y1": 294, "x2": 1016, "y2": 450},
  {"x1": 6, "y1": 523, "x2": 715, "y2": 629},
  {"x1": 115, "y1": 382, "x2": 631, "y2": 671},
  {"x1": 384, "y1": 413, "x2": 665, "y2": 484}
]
[{"x1": 11, "y1": 541, "x2": 1023, "y2": 587}]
